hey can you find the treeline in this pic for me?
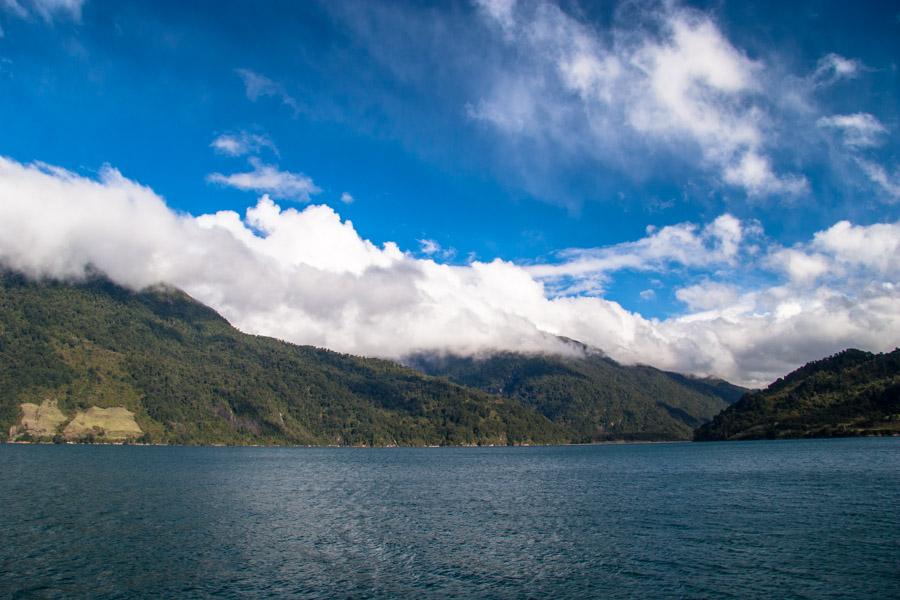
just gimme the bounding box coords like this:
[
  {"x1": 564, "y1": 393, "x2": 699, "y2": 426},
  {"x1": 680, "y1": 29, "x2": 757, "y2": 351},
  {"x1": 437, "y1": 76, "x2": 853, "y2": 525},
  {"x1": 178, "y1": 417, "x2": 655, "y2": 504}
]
[
  {"x1": 694, "y1": 348, "x2": 900, "y2": 441},
  {"x1": 406, "y1": 350, "x2": 746, "y2": 442}
]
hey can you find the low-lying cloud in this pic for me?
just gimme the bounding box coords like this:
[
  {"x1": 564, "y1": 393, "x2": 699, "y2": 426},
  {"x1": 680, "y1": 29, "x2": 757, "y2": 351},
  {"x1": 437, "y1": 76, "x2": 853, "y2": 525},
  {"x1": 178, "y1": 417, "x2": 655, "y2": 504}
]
[{"x1": 1, "y1": 156, "x2": 897, "y2": 387}]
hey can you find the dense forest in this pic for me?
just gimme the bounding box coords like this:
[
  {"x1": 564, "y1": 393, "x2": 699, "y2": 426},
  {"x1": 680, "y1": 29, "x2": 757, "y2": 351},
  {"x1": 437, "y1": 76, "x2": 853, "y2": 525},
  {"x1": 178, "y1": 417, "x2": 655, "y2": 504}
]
[
  {"x1": 694, "y1": 348, "x2": 900, "y2": 441},
  {"x1": 406, "y1": 350, "x2": 748, "y2": 442},
  {"x1": 0, "y1": 272, "x2": 566, "y2": 446}
]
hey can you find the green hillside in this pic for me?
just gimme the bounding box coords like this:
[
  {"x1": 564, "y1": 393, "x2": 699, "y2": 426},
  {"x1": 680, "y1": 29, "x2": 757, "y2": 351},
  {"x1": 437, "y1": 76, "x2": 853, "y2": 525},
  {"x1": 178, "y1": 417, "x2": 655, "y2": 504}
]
[
  {"x1": 694, "y1": 348, "x2": 900, "y2": 441},
  {"x1": 406, "y1": 351, "x2": 747, "y2": 441},
  {"x1": 0, "y1": 272, "x2": 565, "y2": 446}
]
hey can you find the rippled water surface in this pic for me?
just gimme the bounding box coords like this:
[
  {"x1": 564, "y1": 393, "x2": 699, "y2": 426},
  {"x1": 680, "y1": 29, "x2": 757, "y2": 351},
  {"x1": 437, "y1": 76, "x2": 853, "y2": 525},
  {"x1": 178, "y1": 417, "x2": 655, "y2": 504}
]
[{"x1": 1, "y1": 438, "x2": 898, "y2": 598}]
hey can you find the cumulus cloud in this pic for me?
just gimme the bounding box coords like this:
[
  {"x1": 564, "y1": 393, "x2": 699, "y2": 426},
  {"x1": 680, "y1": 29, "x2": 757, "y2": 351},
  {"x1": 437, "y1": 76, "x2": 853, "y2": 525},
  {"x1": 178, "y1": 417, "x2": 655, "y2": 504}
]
[
  {"x1": 811, "y1": 220, "x2": 900, "y2": 275},
  {"x1": 767, "y1": 219, "x2": 900, "y2": 285},
  {"x1": 470, "y1": 0, "x2": 808, "y2": 197},
  {"x1": 766, "y1": 248, "x2": 830, "y2": 284},
  {"x1": 0, "y1": 156, "x2": 898, "y2": 387},
  {"x1": 211, "y1": 131, "x2": 279, "y2": 157},
  {"x1": 675, "y1": 282, "x2": 740, "y2": 311},
  {"x1": 207, "y1": 158, "x2": 321, "y2": 202},
  {"x1": 236, "y1": 68, "x2": 301, "y2": 115},
  {"x1": 1, "y1": 0, "x2": 83, "y2": 22},
  {"x1": 340, "y1": 192, "x2": 354, "y2": 204}
]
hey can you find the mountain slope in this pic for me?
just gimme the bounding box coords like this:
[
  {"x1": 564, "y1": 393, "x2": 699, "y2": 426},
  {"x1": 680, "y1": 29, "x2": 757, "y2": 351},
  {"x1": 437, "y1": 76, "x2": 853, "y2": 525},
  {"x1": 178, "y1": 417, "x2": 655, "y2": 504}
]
[
  {"x1": 406, "y1": 351, "x2": 747, "y2": 441},
  {"x1": 694, "y1": 349, "x2": 900, "y2": 441},
  {"x1": 0, "y1": 273, "x2": 565, "y2": 446}
]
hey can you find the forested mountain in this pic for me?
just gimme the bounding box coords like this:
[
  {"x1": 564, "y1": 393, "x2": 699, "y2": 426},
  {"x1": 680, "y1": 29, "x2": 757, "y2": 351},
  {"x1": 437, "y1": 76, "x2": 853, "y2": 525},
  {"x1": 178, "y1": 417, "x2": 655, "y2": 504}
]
[
  {"x1": 694, "y1": 349, "x2": 900, "y2": 441},
  {"x1": 0, "y1": 272, "x2": 565, "y2": 446},
  {"x1": 406, "y1": 351, "x2": 748, "y2": 441}
]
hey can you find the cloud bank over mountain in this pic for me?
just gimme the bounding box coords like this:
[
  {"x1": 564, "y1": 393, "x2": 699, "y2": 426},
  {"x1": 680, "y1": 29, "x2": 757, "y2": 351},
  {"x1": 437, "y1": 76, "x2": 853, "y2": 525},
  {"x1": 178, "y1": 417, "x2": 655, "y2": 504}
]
[{"x1": 1, "y1": 156, "x2": 897, "y2": 387}]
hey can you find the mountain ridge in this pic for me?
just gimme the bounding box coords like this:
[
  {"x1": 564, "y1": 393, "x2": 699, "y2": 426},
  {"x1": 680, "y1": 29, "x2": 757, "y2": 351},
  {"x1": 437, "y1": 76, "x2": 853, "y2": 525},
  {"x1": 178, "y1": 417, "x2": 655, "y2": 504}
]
[
  {"x1": 0, "y1": 270, "x2": 752, "y2": 446},
  {"x1": 0, "y1": 272, "x2": 565, "y2": 446},
  {"x1": 405, "y1": 350, "x2": 748, "y2": 442},
  {"x1": 694, "y1": 348, "x2": 900, "y2": 441}
]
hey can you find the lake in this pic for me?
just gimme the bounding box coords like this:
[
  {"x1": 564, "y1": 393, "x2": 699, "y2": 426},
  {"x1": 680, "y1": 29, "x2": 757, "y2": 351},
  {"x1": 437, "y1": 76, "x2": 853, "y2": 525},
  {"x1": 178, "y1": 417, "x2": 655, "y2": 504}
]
[{"x1": 1, "y1": 438, "x2": 898, "y2": 598}]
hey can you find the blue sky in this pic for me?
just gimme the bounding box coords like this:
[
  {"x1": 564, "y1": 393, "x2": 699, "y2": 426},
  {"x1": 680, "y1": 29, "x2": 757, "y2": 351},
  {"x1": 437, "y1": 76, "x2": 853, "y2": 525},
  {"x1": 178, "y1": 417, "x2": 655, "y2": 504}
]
[{"x1": 0, "y1": 0, "x2": 898, "y2": 384}]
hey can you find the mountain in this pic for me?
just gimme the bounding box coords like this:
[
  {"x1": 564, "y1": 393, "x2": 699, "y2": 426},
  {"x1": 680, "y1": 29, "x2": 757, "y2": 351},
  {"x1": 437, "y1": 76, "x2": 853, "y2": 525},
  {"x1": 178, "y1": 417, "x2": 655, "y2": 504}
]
[
  {"x1": 0, "y1": 272, "x2": 565, "y2": 446},
  {"x1": 694, "y1": 349, "x2": 900, "y2": 441},
  {"x1": 406, "y1": 350, "x2": 748, "y2": 441}
]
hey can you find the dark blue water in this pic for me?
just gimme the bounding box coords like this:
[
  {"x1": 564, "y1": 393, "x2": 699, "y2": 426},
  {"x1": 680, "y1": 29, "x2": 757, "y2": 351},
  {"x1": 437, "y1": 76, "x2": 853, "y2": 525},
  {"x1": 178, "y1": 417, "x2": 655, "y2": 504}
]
[{"x1": 1, "y1": 439, "x2": 898, "y2": 599}]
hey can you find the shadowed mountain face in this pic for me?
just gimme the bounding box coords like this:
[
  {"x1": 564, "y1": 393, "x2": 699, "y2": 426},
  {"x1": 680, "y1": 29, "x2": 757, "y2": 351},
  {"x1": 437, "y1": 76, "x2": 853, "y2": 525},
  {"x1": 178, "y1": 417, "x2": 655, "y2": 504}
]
[
  {"x1": 0, "y1": 273, "x2": 566, "y2": 446},
  {"x1": 694, "y1": 349, "x2": 900, "y2": 441},
  {"x1": 405, "y1": 351, "x2": 748, "y2": 442}
]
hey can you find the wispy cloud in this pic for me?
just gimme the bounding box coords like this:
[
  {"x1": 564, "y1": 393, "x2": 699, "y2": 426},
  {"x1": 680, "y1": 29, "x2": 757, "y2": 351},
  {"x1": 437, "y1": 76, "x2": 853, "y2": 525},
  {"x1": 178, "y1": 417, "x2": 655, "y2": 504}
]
[
  {"x1": 528, "y1": 214, "x2": 749, "y2": 295},
  {"x1": 417, "y1": 238, "x2": 456, "y2": 260},
  {"x1": 207, "y1": 158, "x2": 320, "y2": 202},
  {"x1": 817, "y1": 113, "x2": 887, "y2": 148},
  {"x1": 856, "y1": 159, "x2": 900, "y2": 201},
  {"x1": 1, "y1": 0, "x2": 84, "y2": 22},
  {"x1": 811, "y1": 53, "x2": 864, "y2": 87},
  {"x1": 470, "y1": 0, "x2": 808, "y2": 197},
  {"x1": 211, "y1": 131, "x2": 279, "y2": 157},
  {"x1": 236, "y1": 68, "x2": 301, "y2": 116}
]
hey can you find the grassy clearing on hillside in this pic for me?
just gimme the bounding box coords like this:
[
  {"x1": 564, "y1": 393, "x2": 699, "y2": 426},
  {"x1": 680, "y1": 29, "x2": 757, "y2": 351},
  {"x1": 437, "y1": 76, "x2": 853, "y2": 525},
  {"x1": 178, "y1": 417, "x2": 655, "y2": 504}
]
[
  {"x1": 8, "y1": 399, "x2": 67, "y2": 439},
  {"x1": 63, "y1": 406, "x2": 143, "y2": 441}
]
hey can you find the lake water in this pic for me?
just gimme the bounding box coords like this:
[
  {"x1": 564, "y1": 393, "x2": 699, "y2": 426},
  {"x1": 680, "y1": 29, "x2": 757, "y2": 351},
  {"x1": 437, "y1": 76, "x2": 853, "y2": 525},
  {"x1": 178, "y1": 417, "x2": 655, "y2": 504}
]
[{"x1": 1, "y1": 438, "x2": 898, "y2": 598}]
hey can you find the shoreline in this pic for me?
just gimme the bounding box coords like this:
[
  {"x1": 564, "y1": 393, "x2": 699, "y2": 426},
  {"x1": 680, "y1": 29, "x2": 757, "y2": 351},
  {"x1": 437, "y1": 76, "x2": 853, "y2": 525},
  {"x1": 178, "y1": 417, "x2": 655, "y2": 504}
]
[{"x1": 3, "y1": 433, "x2": 897, "y2": 449}]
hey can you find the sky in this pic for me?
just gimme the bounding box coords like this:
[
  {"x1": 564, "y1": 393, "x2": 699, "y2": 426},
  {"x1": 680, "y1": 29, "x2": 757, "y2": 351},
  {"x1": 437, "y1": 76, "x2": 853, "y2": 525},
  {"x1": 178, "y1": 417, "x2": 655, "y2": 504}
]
[{"x1": 0, "y1": 0, "x2": 898, "y2": 386}]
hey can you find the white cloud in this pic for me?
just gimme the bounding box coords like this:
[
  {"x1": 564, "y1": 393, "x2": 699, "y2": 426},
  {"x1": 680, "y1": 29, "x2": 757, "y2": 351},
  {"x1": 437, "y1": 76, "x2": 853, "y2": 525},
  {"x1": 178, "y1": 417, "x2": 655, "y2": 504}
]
[
  {"x1": 767, "y1": 248, "x2": 831, "y2": 284},
  {"x1": 207, "y1": 158, "x2": 321, "y2": 202},
  {"x1": 211, "y1": 132, "x2": 278, "y2": 157},
  {"x1": 419, "y1": 239, "x2": 441, "y2": 255},
  {"x1": 639, "y1": 289, "x2": 655, "y2": 301},
  {"x1": 471, "y1": 1, "x2": 808, "y2": 197},
  {"x1": 766, "y1": 219, "x2": 900, "y2": 285},
  {"x1": 2, "y1": 0, "x2": 83, "y2": 22},
  {"x1": 817, "y1": 113, "x2": 887, "y2": 148},
  {"x1": 1, "y1": 156, "x2": 898, "y2": 387},
  {"x1": 812, "y1": 53, "x2": 863, "y2": 86},
  {"x1": 236, "y1": 68, "x2": 301, "y2": 115},
  {"x1": 529, "y1": 213, "x2": 748, "y2": 295},
  {"x1": 676, "y1": 282, "x2": 740, "y2": 311},
  {"x1": 811, "y1": 220, "x2": 900, "y2": 275},
  {"x1": 475, "y1": 0, "x2": 516, "y2": 33},
  {"x1": 340, "y1": 192, "x2": 354, "y2": 204},
  {"x1": 417, "y1": 238, "x2": 456, "y2": 260},
  {"x1": 722, "y1": 150, "x2": 809, "y2": 196},
  {"x1": 856, "y1": 159, "x2": 900, "y2": 201}
]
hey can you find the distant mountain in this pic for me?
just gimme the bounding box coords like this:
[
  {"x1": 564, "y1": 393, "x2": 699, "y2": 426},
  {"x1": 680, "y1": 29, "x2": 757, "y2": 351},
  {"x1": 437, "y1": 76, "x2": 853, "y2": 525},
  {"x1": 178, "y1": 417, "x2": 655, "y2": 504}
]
[
  {"x1": 406, "y1": 350, "x2": 748, "y2": 441},
  {"x1": 694, "y1": 349, "x2": 900, "y2": 441},
  {"x1": 0, "y1": 272, "x2": 565, "y2": 446}
]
